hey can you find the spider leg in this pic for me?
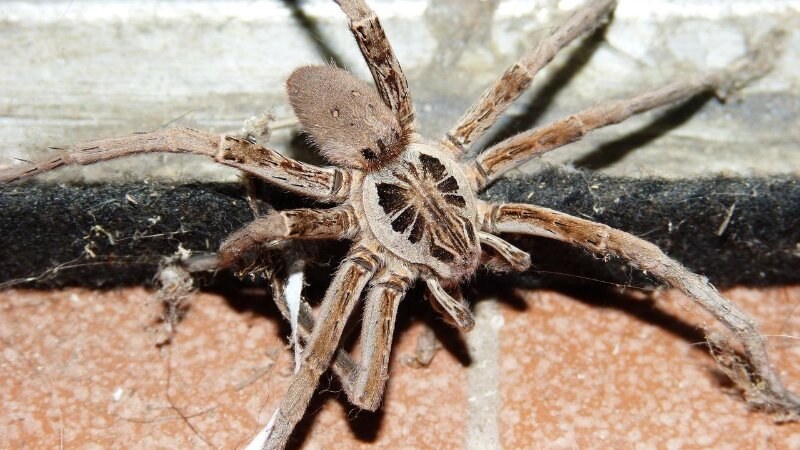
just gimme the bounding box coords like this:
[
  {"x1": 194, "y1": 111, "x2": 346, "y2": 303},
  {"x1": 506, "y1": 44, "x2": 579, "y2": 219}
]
[
  {"x1": 0, "y1": 127, "x2": 351, "y2": 202},
  {"x1": 217, "y1": 206, "x2": 359, "y2": 268},
  {"x1": 262, "y1": 247, "x2": 380, "y2": 450},
  {"x1": 481, "y1": 201, "x2": 800, "y2": 415},
  {"x1": 344, "y1": 268, "x2": 413, "y2": 410},
  {"x1": 478, "y1": 231, "x2": 531, "y2": 272},
  {"x1": 270, "y1": 264, "x2": 412, "y2": 411},
  {"x1": 268, "y1": 270, "x2": 361, "y2": 390},
  {"x1": 469, "y1": 30, "x2": 785, "y2": 190},
  {"x1": 426, "y1": 278, "x2": 475, "y2": 331},
  {"x1": 444, "y1": 0, "x2": 616, "y2": 153},
  {"x1": 334, "y1": 0, "x2": 415, "y2": 128}
]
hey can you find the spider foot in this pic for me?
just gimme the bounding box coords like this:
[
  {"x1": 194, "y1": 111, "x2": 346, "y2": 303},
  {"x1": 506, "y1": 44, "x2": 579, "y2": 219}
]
[
  {"x1": 715, "y1": 29, "x2": 788, "y2": 101},
  {"x1": 151, "y1": 249, "x2": 220, "y2": 346},
  {"x1": 707, "y1": 332, "x2": 800, "y2": 421},
  {"x1": 399, "y1": 327, "x2": 441, "y2": 369}
]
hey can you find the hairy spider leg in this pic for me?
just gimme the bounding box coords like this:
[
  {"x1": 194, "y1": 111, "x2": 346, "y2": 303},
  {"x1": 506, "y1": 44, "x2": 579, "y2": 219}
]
[
  {"x1": 445, "y1": 0, "x2": 617, "y2": 153},
  {"x1": 468, "y1": 30, "x2": 785, "y2": 190},
  {"x1": 481, "y1": 201, "x2": 800, "y2": 412},
  {"x1": 0, "y1": 128, "x2": 351, "y2": 202}
]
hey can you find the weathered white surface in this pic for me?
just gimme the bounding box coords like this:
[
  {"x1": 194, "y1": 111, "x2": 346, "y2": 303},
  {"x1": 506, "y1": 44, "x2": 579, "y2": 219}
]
[{"x1": 0, "y1": 0, "x2": 798, "y2": 181}]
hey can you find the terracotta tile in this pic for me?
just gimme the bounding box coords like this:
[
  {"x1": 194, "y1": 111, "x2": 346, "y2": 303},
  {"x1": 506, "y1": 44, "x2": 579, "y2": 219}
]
[
  {"x1": 1, "y1": 286, "x2": 799, "y2": 448},
  {"x1": 499, "y1": 287, "x2": 800, "y2": 449}
]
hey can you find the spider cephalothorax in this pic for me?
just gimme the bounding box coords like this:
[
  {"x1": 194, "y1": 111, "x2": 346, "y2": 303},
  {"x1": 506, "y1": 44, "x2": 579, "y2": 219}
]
[
  {"x1": 362, "y1": 143, "x2": 481, "y2": 278},
  {"x1": 1, "y1": 0, "x2": 799, "y2": 448}
]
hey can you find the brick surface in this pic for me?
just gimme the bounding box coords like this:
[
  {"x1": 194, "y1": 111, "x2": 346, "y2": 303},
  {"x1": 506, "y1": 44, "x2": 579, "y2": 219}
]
[{"x1": 1, "y1": 286, "x2": 799, "y2": 448}]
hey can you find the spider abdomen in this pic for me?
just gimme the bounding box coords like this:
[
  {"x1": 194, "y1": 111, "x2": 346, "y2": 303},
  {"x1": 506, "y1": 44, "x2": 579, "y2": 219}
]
[{"x1": 362, "y1": 143, "x2": 480, "y2": 279}]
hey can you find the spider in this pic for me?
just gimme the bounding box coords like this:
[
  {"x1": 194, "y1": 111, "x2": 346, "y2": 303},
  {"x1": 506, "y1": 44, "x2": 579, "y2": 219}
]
[{"x1": 1, "y1": 0, "x2": 799, "y2": 448}]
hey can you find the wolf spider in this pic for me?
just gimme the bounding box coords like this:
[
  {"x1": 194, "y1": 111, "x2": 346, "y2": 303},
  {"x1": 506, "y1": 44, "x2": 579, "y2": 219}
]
[{"x1": 1, "y1": 0, "x2": 798, "y2": 448}]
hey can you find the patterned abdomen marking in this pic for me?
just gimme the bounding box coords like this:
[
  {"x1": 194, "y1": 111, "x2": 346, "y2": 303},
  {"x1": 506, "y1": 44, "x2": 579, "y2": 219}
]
[{"x1": 363, "y1": 143, "x2": 480, "y2": 279}]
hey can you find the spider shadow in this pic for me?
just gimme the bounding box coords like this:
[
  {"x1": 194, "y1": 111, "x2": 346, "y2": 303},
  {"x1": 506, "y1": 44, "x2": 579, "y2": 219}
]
[
  {"x1": 397, "y1": 284, "x2": 474, "y2": 366},
  {"x1": 541, "y1": 279, "x2": 744, "y2": 391},
  {"x1": 282, "y1": 0, "x2": 346, "y2": 68},
  {"x1": 286, "y1": 282, "x2": 474, "y2": 447},
  {"x1": 479, "y1": 16, "x2": 612, "y2": 151},
  {"x1": 200, "y1": 261, "x2": 367, "y2": 449},
  {"x1": 490, "y1": 236, "x2": 710, "y2": 348},
  {"x1": 202, "y1": 238, "x2": 728, "y2": 448},
  {"x1": 469, "y1": 272, "x2": 531, "y2": 312},
  {"x1": 476, "y1": 11, "x2": 715, "y2": 173},
  {"x1": 470, "y1": 271, "x2": 728, "y2": 399},
  {"x1": 285, "y1": 375, "x2": 386, "y2": 449},
  {"x1": 549, "y1": 281, "x2": 708, "y2": 351},
  {"x1": 208, "y1": 245, "x2": 473, "y2": 447},
  {"x1": 573, "y1": 93, "x2": 713, "y2": 170},
  {"x1": 465, "y1": 233, "x2": 735, "y2": 380},
  {"x1": 204, "y1": 273, "x2": 282, "y2": 323}
]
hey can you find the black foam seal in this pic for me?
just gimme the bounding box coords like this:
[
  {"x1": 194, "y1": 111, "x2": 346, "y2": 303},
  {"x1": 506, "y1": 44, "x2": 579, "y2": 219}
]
[{"x1": 0, "y1": 166, "x2": 797, "y2": 288}]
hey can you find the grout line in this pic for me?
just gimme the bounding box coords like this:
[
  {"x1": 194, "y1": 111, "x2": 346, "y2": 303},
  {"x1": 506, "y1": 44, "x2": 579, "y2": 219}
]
[{"x1": 465, "y1": 300, "x2": 505, "y2": 450}]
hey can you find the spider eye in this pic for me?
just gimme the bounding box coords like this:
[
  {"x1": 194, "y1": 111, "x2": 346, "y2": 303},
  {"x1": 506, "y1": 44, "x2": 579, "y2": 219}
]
[
  {"x1": 287, "y1": 65, "x2": 408, "y2": 170},
  {"x1": 361, "y1": 148, "x2": 378, "y2": 161}
]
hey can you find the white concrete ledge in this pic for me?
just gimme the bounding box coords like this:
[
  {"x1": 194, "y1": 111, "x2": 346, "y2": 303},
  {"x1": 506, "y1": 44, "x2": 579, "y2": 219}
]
[{"x1": 1, "y1": 0, "x2": 798, "y2": 181}]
